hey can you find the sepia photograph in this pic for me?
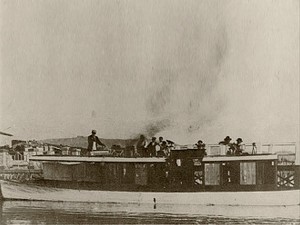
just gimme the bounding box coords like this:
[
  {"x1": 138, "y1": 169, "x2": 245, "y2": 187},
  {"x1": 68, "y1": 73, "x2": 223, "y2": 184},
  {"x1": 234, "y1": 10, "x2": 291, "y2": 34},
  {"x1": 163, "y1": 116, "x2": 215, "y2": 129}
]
[{"x1": 0, "y1": 0, "x2": 299, "y2": 224}]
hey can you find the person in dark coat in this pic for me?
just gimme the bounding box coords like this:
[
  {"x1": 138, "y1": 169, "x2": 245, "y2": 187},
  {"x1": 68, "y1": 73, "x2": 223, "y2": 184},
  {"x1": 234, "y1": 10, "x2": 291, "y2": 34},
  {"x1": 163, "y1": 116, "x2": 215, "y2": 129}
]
[
  {"x1": 136, "y1": 134, "x2": 148, "y2": 157},
  {"x1": 233, "y1": 138, "x2": 244, "y2": 155},
  {"x1": 219, "y1": 136, "x2": 234, "y2": 155},
  {"x1": 195, "y1": 140, "x2": 207, "y2": 159},
  {"x1": 147, "y1": 137, "x2": 158, "y2": 157},
  {"x1": 219, "y1": 136, "x2": 232, "y2": 145},
  {"x1": 158, "y1": 136, "x2": 164, "y2": 146},
  {"x1": 157, "y1": 141, "x2": 169, "y2": 157},
  {"x1": 86, "y1": 130, "x2": 106, "y2": 156},
  {"x1": 166, "y1": 140, "x2": 175, "y2": 148}
]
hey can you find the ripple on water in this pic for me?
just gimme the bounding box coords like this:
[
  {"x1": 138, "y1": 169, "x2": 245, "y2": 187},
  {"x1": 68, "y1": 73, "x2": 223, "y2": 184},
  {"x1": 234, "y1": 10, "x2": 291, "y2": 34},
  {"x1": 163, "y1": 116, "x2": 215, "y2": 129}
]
[{"x1": 1, "y1": 201, "x2": 299, "y2": 224}]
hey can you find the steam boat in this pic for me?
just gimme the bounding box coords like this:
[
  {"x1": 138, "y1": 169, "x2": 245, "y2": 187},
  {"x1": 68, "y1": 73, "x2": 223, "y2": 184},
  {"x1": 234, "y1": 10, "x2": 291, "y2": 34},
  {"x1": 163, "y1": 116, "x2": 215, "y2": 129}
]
[{"x1": 1, "y1": 142, "x2": 300, "y2": 206}]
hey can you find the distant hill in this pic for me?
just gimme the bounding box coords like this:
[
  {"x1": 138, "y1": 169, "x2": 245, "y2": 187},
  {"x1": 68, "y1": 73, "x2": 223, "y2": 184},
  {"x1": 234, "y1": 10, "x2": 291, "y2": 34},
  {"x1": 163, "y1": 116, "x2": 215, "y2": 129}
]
[{"x1": 42, "y1": 136, "x2": 138, "y2": 149}]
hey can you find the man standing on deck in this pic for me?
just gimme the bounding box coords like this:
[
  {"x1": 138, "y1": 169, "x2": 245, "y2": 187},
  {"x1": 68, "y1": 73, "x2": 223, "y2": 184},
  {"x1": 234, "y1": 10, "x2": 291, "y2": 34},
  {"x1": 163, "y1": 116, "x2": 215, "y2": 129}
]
[
  {"x1": 86, "y1": 130, "x2": 106, "y2": 156},
  {"x1": 219, "y1": 136, "x2": 233, "y2": 155},
  {"x1": 233, "y1": 138, "x2": 244, "y2": 155},
  {"x1": 195, "y1": 140, "x2": 207, "y2": 159},
  {"x1": 147, "y1": 137, "x2": 158, "y2": 157},
  {"x1": 158, "y1": 137, "x2": 164, "y2": 146},
  {"x1": 136, "y1": 134, "x2": 148, "y2": 157}
]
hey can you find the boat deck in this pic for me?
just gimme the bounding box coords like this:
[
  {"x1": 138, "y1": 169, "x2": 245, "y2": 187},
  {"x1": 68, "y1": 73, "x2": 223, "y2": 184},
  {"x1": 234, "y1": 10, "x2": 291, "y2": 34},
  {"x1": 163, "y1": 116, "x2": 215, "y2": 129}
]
[{"x1": 29, "y1": 154, "x2": 278, "y2": 163}]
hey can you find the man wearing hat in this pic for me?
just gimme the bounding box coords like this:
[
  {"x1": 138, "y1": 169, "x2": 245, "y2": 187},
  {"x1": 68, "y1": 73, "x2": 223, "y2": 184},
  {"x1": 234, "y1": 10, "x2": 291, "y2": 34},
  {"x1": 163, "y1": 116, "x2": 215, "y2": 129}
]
[
  {"x1": 147, "y1": 137, "x2": 158, "y2": 157},
  {"x1": 86, "y1": 130, "x2": 106, "y2": 156},
  {"x1": 234, "y1": 138, "x2": 244, "y2": 155},
  {"x1": 219, "y1": 136, "x2": 233, "y2": 155},
  {"x1": 195, "y1": 140, "x2": 206, "y2": 159},
  {"x1": 136, "y1": 134, "x2": 148, "y2": 157},
  {"x1": 219, "y1": 136, "x2": 232, "y2": 145}
]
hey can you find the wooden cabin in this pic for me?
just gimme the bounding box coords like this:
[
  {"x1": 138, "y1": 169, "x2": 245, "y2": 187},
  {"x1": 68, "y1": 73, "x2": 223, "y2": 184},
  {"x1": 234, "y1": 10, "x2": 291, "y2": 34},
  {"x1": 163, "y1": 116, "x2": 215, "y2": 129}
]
[{"x1": 30, "y1": 148, "x2": 299, "y2": 192}]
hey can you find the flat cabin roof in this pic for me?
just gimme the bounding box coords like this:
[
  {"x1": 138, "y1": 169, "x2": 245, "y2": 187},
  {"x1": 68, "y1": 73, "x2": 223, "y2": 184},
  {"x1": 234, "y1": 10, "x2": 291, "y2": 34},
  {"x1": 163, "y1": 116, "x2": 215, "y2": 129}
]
[
  {"x1": 202, "y1": 154, "x2": 278, "y2": 162},
  {"x1": 29, "y1": 156, "x2": 166, "y2": 163},
  {"x1": 29, "y1": 154, "x2": 278, "y2": 163}
]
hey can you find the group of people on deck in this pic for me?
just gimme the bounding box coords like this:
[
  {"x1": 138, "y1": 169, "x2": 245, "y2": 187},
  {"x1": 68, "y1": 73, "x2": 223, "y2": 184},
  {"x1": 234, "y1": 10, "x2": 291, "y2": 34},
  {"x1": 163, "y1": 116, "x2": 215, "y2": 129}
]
[
  {"x1": 86, "y1": 130, "x2": 175, "y2": 157},
  {"x1": 219, "y1": 136, "x2": 245, "y2": 156},
  {"x1": 136, "y1": 135, "x2": 174, "y2": 157},
  {"x1": 136, "y1": 135, "x2": 208, "y2": 158},
  {"x1": 86, "y1": 130, "x2": 246, "y2": 157}
]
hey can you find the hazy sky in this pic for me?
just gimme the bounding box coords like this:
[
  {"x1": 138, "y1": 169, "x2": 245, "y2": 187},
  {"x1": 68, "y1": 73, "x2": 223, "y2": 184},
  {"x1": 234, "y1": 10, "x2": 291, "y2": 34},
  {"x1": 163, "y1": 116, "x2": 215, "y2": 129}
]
[{"x1": 0, "y1": 0, "x2": 299, "y2": 144}]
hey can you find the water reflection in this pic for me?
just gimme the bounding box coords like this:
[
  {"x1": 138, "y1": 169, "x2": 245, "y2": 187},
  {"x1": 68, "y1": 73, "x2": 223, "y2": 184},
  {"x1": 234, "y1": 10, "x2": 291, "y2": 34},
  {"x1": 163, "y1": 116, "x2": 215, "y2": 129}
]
[{"x1": 1, "y1": 200, "x2": 299, "y2": 224}]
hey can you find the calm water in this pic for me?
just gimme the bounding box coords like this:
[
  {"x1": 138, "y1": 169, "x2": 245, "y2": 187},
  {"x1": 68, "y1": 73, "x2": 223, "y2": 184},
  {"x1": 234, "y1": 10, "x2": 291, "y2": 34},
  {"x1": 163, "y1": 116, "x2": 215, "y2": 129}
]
[{"x1": 0, "y1": 200, "x2": 299, "y2": 224}]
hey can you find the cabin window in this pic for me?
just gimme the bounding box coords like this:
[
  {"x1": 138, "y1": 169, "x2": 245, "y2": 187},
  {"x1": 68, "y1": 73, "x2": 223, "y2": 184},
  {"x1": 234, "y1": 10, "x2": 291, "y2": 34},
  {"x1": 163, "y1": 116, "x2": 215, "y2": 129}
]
[
  {"x1": 205, "y1": 163, "x2": 220, "y2": 185},
  {"x1": 84, "y1": 163, "x2": 105, "y2": 182},
  {"x1": 221, "y1": 162, "x2": 240, "y2": 185},
  {"x1": 105, "y1": 163, "x2": 119, "y2": 184},
  {"x1": 257, "y1": 161, "x2": 276, "y2": 185},
  {"x1": 43, "y1": 162, "x2": 85, "y2": 181},
  {"x1": 71, "y1": 163, "x2": 86, "y2": 181},
  {"x1": 135, "y1": 163, "x2": 148, "y2": 186},
  {"x1": 240, "y1": 162, "x2": 256, "y2": 185},
  {"x1": 121, "y1": 163, "x2": 135, "y2": 184}
]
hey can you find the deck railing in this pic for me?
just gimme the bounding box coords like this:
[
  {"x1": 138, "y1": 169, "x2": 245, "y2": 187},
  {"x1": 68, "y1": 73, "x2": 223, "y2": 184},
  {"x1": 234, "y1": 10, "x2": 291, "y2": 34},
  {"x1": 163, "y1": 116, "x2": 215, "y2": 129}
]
[
  {"x1": 12, "y1": 152, "x2": 26, "y2": 161},
  {"x1": 1, "y1": 142, "x2": 298, "y2": 167},
  {"x1": 205, "y1": 142, "x2": 299, "y2": 165},
  {"x1": 0, "y1": 151, "x2": 42, "y2": 169},
  {"x1": 205, "y1": 142, "x2": 297, "y2": 155}
]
